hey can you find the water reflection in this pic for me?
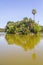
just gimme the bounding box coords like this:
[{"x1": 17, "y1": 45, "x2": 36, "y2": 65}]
[
  {"x1": 32, "y1": 53, "x2": 37, "y2": 60},
  {"x1": 0, "y1": 33, "x2": 43, "y2": 65},
  {"x1": 5, "y1": 34, "x2": 41, "y2": 51}
]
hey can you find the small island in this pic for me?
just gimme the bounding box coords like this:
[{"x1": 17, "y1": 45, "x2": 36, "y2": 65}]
[
  {"x1": 5, "y1": 17, "x2": 41, "y2": 34},
  {"x1": 0, "y1": 17, "x2": 43, "y2": 35}
]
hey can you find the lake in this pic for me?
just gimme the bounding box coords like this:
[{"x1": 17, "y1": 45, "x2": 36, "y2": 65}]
[{"x1": 0, "y1": 33, "x2": 43, "y2": 65}]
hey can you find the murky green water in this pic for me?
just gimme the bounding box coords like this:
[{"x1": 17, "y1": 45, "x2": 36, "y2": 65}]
[{"x1": 0, "y1": 33, "x2": 43, "y2": 65}]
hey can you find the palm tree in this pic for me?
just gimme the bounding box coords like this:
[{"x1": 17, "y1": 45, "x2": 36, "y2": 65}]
[{"x1": 32, "y1": 9, "x2": 37, "y2": 21}]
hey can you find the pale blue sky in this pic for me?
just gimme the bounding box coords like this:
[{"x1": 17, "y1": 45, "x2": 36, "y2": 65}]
[{"x1": 0, "y1": 0, "x2": 43, "y2": 28}]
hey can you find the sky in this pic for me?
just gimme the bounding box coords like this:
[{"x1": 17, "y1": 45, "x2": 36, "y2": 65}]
[{"x1": 0, "y1": 0, "x2": 43, "y2": 28}]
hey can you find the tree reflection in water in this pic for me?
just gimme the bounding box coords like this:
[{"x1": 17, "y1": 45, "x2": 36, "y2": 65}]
[
  {"x1": 5, "y1": 34, "x2": 41, "y2": 51},
  {"x1": 32, "y1": 53, "x2": 37, "y2": 60}
]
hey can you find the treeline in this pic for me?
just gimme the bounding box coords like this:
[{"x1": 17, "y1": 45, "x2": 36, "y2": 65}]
[
  {"x1": 5, "y1": 17, "x2": 41, "y2": 34},
  {"x1": 40, "y1": 26, "x2": 43, "y2": 32},
  {"x1": 0, "y1": 28, "x2": 5, "y2": 32}
]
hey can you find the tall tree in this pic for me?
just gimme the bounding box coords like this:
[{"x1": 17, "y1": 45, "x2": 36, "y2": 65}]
[{"x1": 32, "y1": 9, "x2": 37, "y2": 21}]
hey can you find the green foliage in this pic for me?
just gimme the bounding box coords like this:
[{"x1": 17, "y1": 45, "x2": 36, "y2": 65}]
[
  {"x1": 5, "y1": 17, "x2": 41, "y2": 34},
  {"x1": 30, "y1": 24, "x2": 41, "y2": 34},
  {"x1": 6, "y1": 26, "x2": 14, "y2": 34},
  {"x1": 33, "y1": 24, "x2": 41, "y2": 33}
]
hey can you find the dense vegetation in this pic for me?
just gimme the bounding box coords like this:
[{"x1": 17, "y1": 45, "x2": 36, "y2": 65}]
[{"x1": 5, "y1": 17, "x2": 41, "y2": 34}]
